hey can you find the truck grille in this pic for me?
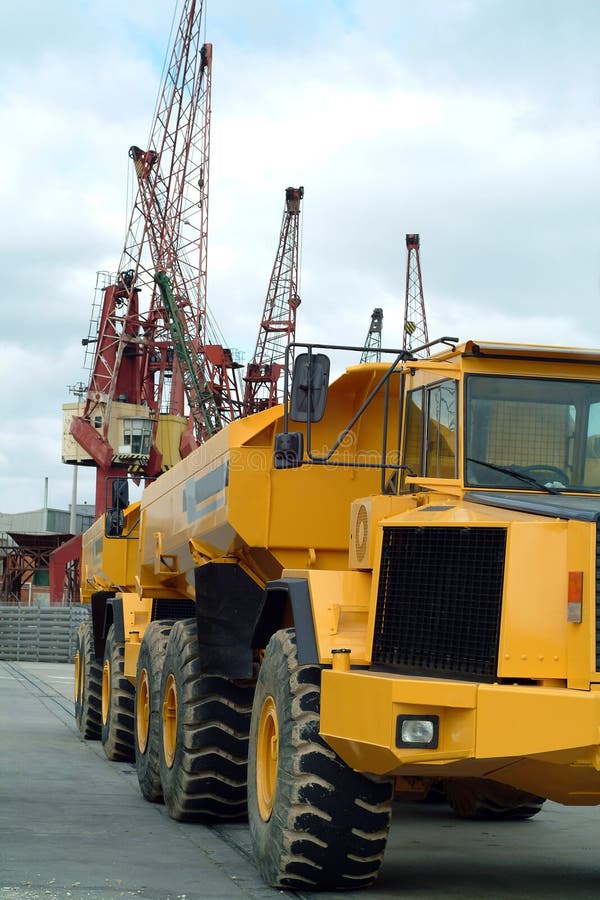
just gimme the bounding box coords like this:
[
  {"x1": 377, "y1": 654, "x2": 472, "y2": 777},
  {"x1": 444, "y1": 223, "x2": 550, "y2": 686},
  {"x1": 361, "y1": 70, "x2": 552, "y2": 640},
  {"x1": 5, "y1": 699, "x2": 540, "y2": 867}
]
[
  {"x1": 372, "y1": 526, "x2": 506, "y2": 679},
  {"x1": 151, "y1": 598, "x2": 196, "y2": 620}
]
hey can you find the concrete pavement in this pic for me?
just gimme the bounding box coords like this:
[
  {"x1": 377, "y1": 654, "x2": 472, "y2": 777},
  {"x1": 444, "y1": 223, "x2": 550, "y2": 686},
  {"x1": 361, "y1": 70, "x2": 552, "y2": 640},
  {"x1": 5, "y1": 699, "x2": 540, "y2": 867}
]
[
  {"x1": 3, "y1": 661, "x2": 600, "y2": 899},
  {"x1": 0, "y1": 661, "x2": 280, "y2": 900}
]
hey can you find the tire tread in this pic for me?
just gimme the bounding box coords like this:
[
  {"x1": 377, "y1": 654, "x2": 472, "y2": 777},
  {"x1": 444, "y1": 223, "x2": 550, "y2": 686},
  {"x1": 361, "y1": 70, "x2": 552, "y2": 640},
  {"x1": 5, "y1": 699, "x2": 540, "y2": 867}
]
[
  {"x1": 75, "y1": 620, "x2": 102, "y2": 740},
  {"x1": 159, "y1": 618, "x2": 254, "y2": 822},
  {"x1": 102, "y1": 623, "x2": 135, "y2": 762},
  {"x1": 248, "y1": 628, "x2": 393, "y2": 891}
]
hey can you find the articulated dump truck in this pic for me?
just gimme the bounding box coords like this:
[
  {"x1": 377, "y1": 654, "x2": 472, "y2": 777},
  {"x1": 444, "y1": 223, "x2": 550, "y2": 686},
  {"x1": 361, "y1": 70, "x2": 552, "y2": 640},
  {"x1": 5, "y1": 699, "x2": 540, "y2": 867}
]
[{"x1": 75, "y1": 336, "x2": 600, "y2": 890}]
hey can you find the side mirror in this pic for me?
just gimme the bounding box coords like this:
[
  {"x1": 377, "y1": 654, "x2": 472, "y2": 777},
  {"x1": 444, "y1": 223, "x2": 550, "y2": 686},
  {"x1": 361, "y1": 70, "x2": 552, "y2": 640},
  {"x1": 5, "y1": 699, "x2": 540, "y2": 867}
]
[
  {"x1": 112, "y1": 478, "x2": 129, "y2": 510},
  {"x1": 105, "y1": 508, "x2": 124, "y2": 537},
  {"x1": 290, "y1": 353, "x2": 330, "y2": 423},
  {"x1": 105, "y1": 478, "x2": 129, "y2": 537}
]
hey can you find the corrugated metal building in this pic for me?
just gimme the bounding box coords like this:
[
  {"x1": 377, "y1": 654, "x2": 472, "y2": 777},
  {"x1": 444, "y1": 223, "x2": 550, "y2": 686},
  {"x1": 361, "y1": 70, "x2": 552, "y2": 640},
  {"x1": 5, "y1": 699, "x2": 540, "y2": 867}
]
[
  {"x1": 0, "y1": 504, "x2": 95, "y2": 605},
  {"x1": 0, "y1": 505, "x2": 94, "y2": 536}
]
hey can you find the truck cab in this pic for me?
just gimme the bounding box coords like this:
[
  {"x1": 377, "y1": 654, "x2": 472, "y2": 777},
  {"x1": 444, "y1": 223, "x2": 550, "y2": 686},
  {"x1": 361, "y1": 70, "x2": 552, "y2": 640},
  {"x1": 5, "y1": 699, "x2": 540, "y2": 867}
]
[
  {"x1": 278, "y1": 339, "x2": 600, "y2": 807},
  {"x1": 404, "y1": 339, "x2": 600, "y2": 494}
]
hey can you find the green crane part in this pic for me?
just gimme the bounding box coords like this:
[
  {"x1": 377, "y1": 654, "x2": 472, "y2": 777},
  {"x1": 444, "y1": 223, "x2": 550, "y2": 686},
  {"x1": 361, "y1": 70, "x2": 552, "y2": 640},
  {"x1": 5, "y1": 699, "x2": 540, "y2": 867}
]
[{"x1": 155, "y1": 270, "x2": 222, "y2": 438}]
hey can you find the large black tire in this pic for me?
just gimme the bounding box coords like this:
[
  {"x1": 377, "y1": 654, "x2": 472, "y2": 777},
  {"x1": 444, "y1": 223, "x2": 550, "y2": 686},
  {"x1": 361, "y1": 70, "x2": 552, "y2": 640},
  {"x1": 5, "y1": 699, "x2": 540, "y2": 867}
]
[
  {"x1": 74, "y1": 620, "x2": 102, "y2": 740},
  {"x1": 247, "y1": 628, "x2": 394, "y2": 891},
  {"x1": 135, "y1": 620, "x2": 174, "y2": 802},
  {"x1": 444, "y1": 778, "x2": 545, "y2": 820},
  {"x1": 101, "y1": 623, "x2": 135, "y2": 762},
  {"x1": 158, "y1": 618, "x2": 254, "y2": 822}
]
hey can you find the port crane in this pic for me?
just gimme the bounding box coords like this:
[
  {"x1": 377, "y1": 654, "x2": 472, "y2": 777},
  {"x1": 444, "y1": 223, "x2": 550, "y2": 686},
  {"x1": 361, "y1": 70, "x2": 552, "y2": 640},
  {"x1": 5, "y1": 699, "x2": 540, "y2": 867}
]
[
  {"x1": 360, "y1": 236, "x2": 429, "y2": 365},
  {"x1": 243, "y1": 186, "x2": 303, "y2": 415},
  {"x1": 361, "y1": 308, "x2": 384, "y2": 363},
  {"x1": 65, "y1": 0, "x2": 239, "y2": 515},
  {"x1": 403, "y1": 233, "x2": 430, "y2": 357}
]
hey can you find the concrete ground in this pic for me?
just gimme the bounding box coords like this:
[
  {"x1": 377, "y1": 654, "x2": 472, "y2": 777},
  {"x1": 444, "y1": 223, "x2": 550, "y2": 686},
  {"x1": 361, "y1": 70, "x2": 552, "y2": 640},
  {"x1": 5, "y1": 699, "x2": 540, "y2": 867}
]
[{"x1": 2, "y1": 660, "x2": 600, "y2": 900}]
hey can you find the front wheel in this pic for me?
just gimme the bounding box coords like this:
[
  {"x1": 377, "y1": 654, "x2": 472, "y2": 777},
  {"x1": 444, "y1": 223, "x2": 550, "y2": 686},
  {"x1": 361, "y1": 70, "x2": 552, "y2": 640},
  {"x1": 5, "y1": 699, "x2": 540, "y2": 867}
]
[
  {"x1": 247, "y1": 628, "x2": 394, "y2": 891},
  {"x1": 444, "y1": 778, "x2": 545, "y2": 820}
]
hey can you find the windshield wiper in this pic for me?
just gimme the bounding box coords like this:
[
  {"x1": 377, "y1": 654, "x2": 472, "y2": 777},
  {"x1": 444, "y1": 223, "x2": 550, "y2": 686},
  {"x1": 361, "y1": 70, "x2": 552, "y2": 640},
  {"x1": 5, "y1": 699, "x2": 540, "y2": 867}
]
[{"x1": 466, "y1": 458, "x2": 562, "y2": 495}]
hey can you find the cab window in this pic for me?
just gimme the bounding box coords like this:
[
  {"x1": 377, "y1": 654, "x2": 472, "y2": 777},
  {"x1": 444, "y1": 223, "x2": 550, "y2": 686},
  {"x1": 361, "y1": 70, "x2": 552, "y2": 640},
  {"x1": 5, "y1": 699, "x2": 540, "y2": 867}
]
[
  {"x1": 404, "y1": 380, "x2": 458, "y2": 480},
  {"x1": 465, "y1": 375, "x2": 600, "y2": 491}
]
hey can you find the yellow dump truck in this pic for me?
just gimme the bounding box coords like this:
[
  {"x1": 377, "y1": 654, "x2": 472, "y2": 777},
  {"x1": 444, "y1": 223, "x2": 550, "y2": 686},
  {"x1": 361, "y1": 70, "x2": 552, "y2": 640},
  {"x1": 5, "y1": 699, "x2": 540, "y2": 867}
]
[{"x1": 75, "y1": 337, "x2": 600, "y2": 891}]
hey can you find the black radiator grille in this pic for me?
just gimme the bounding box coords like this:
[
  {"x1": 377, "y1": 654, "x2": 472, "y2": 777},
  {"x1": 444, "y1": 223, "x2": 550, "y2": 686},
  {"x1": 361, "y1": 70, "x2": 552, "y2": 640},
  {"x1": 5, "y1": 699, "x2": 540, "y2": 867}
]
[
  {"x1": 373, "y1": 526, "x2": 506, "y2": 679},
  {"x1": 151, "y1": 598, "x2": 196, "y2": 620}
]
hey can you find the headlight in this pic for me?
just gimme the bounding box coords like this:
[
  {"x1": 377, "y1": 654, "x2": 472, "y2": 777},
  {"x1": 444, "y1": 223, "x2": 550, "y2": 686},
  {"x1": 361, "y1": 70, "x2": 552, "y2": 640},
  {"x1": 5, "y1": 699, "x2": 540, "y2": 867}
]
[{"x1": 396, "y1": 715, "x2": 439, "y2": 748}]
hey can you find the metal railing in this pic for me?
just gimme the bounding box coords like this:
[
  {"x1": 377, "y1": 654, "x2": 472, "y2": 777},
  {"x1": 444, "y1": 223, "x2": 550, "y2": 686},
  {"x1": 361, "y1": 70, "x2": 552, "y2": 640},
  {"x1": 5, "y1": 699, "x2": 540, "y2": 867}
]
[{"x1": 0, "y1": 605, "x2": 90, "y2": 663}]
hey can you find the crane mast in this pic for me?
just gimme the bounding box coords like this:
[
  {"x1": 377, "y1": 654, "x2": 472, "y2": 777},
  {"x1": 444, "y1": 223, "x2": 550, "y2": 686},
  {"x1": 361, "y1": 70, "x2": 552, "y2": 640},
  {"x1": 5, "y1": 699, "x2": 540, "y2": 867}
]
[
  {"x1": 361, "y1": 307, "x2": 384, "y2": 363},
  {"x1": 155, "y1": 270, "x2": 223, "y2": 438},
  {"x1": 127, "y1": 25, "x2": 241, "y2": 444},
  {"x1": 403, "y1": 233, "x2": 430, "y2": 358},
  {"x1": 67, "y1": 0, "x2": 241, "y2": 512},
  {"x1": 243, "y1": 186, "x2": 303, "y2": 415}
]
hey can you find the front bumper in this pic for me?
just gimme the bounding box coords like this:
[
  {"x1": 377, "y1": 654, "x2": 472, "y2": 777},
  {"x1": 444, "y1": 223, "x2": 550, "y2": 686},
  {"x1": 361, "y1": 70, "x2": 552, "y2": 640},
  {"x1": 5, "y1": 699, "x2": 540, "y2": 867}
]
[{"x1": 319, "y1": 670, "x2": 600, "y2": 803}]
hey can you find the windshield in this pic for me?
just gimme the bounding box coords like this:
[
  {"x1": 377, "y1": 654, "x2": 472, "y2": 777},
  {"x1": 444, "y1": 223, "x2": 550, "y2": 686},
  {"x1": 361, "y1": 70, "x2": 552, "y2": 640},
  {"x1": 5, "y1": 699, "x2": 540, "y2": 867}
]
[{"x1": 465, "y1": 375, "x2": 600, "y2": 492}]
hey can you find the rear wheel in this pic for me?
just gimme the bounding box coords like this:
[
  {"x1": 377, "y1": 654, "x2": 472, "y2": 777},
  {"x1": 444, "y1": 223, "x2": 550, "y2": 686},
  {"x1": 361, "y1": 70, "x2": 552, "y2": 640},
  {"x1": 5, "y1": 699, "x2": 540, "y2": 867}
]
[
  {"x1": 101, "y1": 624, "x2": 135, "y2": 761},
  {"x1": 247, "y1": 628, "x2": 394, "y2": 891},
  {"x1": 135, "y1": 620, "x2": 174, "y2": 802},
  {"x1": 159, "y1": 618, "x2": 254, "y2": 822},
  {"x1": 74, "y1": 620, "x2": 102, "y2": 740},
  {"x1": 444, "y1": 778, "x2": 545, "y2": 820}
]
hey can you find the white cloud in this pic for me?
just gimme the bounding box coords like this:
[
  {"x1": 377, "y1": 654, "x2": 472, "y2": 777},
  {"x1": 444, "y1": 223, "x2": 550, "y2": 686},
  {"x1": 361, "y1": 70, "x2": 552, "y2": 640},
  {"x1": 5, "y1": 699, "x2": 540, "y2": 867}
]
[{"x1": 1, "y1": 0, "x2": 600, "y2": 512}]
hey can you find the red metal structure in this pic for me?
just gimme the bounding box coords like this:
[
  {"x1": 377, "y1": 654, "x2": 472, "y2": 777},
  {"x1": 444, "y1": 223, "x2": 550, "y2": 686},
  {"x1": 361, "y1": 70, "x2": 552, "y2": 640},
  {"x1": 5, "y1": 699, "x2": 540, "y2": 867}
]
[
  {"x1": 69, "y1": 0, "x2": 239, "y2": 514},
  {"x1": 69, "y1": 269, "x2": 152, "y2": 515},
  {"x1": 127, "y1": 33, "x2": 241, "y2": 445},
  {"x1": 403, "y1": 234, "x2": 430, "y2": 358},
  {"x1": 49, "y1": 534, "x2": 82, "y2": 605},
  {"x1": 2, "y1": 533, "x2": 71, "y2": 605},
  {"x1": 243, "y1": 186, "x2": 303, "y2": 415}
]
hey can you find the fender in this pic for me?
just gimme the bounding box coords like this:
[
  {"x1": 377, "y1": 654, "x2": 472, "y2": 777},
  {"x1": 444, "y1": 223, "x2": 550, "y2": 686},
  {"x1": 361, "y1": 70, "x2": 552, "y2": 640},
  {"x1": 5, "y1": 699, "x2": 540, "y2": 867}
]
[
  {"x1": 194, "y1": 562, "x2": 263, "y2": 678},
  {"x1": 253, "y1": 577, "x2": 319, "y2": 666},
  {"x1": 90, "y1": 590, "x2": 122, "y2": 659}
]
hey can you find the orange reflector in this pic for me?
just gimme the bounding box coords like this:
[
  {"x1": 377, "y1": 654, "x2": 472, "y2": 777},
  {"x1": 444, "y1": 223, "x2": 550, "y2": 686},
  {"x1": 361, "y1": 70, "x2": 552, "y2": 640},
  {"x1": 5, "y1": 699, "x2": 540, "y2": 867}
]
[
  {"x1": 567, "y1": 571, "x2": 583, "y2": 623},
  {"x1": 568, "y1": 571, "x2": 583, "y2": 603}
]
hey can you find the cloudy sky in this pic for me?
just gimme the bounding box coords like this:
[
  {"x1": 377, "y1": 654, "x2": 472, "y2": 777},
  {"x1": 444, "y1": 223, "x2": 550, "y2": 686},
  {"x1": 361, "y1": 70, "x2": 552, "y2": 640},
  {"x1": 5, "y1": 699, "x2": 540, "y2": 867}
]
[{"x1": 1, "y1": 0, "x2": 600, "y2": 515}]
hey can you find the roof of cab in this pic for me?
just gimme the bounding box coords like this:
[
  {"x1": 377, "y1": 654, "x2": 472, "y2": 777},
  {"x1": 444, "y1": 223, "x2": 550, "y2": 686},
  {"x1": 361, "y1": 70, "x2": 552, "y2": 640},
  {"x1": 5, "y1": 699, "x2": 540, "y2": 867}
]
[{"x1": 431, "y1": 339, "x2": 600, "y2": 364}]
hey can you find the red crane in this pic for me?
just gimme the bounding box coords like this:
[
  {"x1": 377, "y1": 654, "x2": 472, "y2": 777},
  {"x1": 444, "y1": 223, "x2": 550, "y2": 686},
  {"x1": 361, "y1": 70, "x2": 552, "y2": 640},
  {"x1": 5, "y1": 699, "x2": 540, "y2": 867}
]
[
  {"x1": 243, "y1": 186, "x2": 303, "y2": 415},
  {"x1": 403, "y1": 233, "x2": 430, "y2": 358},
  {"x1": 67, "y1": 0, "x2": 239, "y2": 514}
]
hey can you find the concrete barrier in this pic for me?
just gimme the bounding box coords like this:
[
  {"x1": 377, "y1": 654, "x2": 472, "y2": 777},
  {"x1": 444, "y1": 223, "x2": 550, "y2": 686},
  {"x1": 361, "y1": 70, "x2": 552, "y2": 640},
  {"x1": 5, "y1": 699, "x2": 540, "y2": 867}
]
[{"x1": 0, "y1": 605, "x2": 90, "y2": 662}]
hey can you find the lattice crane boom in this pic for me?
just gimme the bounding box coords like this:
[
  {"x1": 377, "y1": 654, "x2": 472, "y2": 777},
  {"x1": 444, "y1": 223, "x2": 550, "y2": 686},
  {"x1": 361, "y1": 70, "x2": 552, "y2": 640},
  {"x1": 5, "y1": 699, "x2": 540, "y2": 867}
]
[
  {"x1": 361, "y1": 307, "x2": 384, "y2": 363},
  {"x1": 155, "y1": 270, "x2": 222, "y2": 437},
  {"x1": 69, "y1": 0, "x2": 242, "y2": 505},
  {"x1": 127, "y1": 29, "x2": 241, "y2": 442},
  {"x1": 403, "y1": 233, "x2": 430, "y2": 357},
  {"x1": 243, "y1": 186, "x2": 304, "y2": 415}
]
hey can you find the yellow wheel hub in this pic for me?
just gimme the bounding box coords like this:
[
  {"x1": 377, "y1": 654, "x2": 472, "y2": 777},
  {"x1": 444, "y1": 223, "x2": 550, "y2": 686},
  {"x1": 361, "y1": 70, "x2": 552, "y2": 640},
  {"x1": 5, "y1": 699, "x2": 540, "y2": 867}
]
[
  {"x1": 256, "y1": 695, "x2": 279, "y2": 822},
  {"x1": 162, "y1": 673, "x2": 177, "y2": 768},
  {"x1": 137, "y1": 668, "x2": 150, "y2": 754},
  {"x1": 102, "y1": 659, "x2": 110, "y2": 726}
]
